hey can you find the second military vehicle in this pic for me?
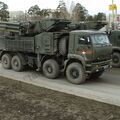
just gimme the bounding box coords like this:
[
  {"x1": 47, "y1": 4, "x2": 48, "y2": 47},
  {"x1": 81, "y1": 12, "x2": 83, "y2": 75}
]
[
  {"x1": 0, "y1": 19, "x2": 112, "y2": 84},
  {"x1": 108, "y1": 30, "x2": 120, "y2": 67}
]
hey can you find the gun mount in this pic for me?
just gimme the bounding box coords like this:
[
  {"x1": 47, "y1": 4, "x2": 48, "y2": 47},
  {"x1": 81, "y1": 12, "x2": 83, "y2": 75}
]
[{"x1": 0, "y1": 19, "x2": 71, "y2": 36}]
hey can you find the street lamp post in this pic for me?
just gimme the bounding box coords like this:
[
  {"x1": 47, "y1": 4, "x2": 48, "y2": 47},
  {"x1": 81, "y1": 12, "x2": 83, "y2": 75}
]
[
  {"x1": 111, "y1": 0, "x2": 117, "y2": 29},
  {"x1": 112, "y1": 0, "x2": 115, "y2": 23}
]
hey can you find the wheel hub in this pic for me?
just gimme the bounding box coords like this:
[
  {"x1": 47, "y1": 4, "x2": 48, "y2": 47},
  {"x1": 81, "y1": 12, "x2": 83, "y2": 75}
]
[
  {"x1": 47, "y1": 66, "x2": 52, "y2": 73},
  {"x1": 113, "y1": 56, "x2": 119, "y2": 63},
  {"x1": 4, "y1": 58, "x2": 7, "y2": 64},
  {"x1": 14, "y1": 60, "x2": 18, "y2": 66},
  {"x1": 71, "y1": 69, "x2": 79, "y2": 79}
]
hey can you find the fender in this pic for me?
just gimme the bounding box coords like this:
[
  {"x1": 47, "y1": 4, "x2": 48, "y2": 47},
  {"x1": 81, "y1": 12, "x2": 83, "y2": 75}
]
[
  {"x1": 15, "y1": 52, "x2": 27, "y2": 65},
  {"x1": 0, "y1": 50, "x2": 9, "y2": 59},
  {"x1": 112, "y1": 46, "x2": 120, "y2": 52},
  {"x1": 65, "y1": 54, "x2": 86, "y2": 70},
  {"x1": 16, "y1": 53, "x2": 27, "y2": 65}
]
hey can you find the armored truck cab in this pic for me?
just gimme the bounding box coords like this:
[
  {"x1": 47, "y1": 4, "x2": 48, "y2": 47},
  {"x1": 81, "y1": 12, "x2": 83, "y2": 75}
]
[
  {"x1": 66, "y1": 30, "x2": 112, "y2": 83},
  {"x1": 0, "y1": 19, "x2": 112, "y2": 84}
]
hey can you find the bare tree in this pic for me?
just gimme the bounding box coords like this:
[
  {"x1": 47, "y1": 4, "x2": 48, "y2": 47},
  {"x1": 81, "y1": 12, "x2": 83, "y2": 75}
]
[
  {"x1": 53, "y1": 0, "x2": 69, "y2": 19},
  {"x1": 28, "y1": 5, "x2": 51, "y2": 20},
  {"x1": 0, "y1": 1, "x2": 9, "y2": 21},
  {"x1": 72, "y1": 3, "x2": 88, "y2": 22}
]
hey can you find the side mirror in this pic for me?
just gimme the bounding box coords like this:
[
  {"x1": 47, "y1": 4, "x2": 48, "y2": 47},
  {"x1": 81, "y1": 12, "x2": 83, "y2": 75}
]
[
  {"x1": 86, "y1": 37, "x2": 91, "y2": 44},
  {"x1": 106, "y1": 30, "x2": 111, "y2": 36}
]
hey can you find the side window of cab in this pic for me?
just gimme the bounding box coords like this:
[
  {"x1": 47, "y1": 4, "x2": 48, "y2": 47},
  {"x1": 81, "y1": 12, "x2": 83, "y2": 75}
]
[{"x1": 78, "y1": 36, "x2": 90, "y2": 45}]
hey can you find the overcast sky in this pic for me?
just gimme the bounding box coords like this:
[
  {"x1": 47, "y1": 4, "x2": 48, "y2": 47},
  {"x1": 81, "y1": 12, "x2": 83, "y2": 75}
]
[{"x1": 2, "y1": 0, "x2": 120, "y2": 15}]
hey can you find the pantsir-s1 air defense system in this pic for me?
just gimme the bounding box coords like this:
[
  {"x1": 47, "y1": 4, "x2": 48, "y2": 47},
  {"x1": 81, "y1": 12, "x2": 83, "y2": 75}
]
[{"x1": 0, "y1": 19, "x2": 112, "y2": 84}]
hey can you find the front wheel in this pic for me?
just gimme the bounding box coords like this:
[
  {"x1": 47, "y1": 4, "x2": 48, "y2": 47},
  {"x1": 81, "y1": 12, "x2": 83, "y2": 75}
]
[
  {"x1": 42, "y1": 59, "x2": 59, "y2": 79},
  {"x1": 66, "y1": 63, "x2": 86, "y2": 84},
  {"x1": 112, "y1": 52, "x2": 120, "y2": 67}
]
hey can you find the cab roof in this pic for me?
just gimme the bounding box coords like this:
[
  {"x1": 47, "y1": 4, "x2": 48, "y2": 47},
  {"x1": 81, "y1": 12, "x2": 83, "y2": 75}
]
[{"x1": 71, "y1": 30, "x2": 106, "y2": 35}]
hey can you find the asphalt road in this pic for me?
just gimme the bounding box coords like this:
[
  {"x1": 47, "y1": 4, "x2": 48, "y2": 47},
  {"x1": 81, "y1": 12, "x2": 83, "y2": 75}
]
[{"x1": 0, "y1": 64, "x2": 120, "y2": 106}]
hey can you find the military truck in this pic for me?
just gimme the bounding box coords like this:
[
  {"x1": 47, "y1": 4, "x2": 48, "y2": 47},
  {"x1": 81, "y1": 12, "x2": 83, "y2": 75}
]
[
  {"x1": 108, "y1": 30, "x2": 120, "y2": 67},
  {"x1": 0, "y1": 19, "x2": 112, "y2": 84}
]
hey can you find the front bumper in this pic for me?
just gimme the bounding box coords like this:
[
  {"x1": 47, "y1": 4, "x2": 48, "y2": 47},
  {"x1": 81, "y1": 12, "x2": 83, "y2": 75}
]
[{"x1": 85, "y1": 59, "x2": 112, "y2": 74}]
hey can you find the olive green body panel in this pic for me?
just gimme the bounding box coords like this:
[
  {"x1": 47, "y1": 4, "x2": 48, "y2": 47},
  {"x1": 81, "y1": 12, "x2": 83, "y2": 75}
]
[
  {"x1": 0, "y1": 36, "x2": 35, "y2": 52},
  {"x1": 92, "y1": 45, "x2": 112, "y2": 62},
  {"x1": 68, "y1": 31, "x2": 93, "y2": 61},
  {"x1": 68, "y1": 33, "x2": 75, "y2": 54},
  {"x1": 109, "y1": 30, "x2": 120, "y2": 47},
  {"x1": 35, "y1": 32, "x2": 57, "y2": 54},
  {"x1": 67, "y1": 54, "x2": 85, "y2": 66},
  {"x1": 0, "y1": 36, "x2": 5, "y2": 50}
]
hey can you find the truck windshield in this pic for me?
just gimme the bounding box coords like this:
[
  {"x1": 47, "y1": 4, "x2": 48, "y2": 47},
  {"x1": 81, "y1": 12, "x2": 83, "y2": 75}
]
[{"x1": 91, "y1": 34, "x2": 109, "y2": 45}]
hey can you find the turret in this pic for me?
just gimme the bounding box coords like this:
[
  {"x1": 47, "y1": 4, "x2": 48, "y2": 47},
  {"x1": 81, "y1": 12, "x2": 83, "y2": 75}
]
[{"x1": 0, "y1": 19, "x2": 71, "y2": 36}]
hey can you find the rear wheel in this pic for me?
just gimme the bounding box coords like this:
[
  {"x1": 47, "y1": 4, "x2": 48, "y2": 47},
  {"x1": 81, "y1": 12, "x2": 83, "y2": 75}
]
[
  {"x1": 42, "y1": 59, "x2": 59, "y2": 79},
  {"x1": 1, "y1": 54, "x2": 12, "y2": 69},
  {"x1": 66, "y1": 63, "x2": 86, "y2": 84},
  {"x1": 112, "y1": 52, "x2": 120, "y2": 67},
  {"x1": 11, "y1": 55, "x2": 24, "y2": 71}
]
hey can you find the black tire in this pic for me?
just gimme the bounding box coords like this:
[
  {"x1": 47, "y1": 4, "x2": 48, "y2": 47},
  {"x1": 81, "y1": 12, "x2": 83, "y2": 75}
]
[
  {"x1": 66, "y1": 63, "x2": 86, "y2": 84},
  {"x1": 59, "y1": 37, "x2": 68, "y2": 56},
  {"x1": 90, "y1": 70, "x2": 104, "y2": 79},
  {"x1": 112, "y1": 52, "x2": 120, "y2": 67},
  {"x1": 1, "y1": 54, "x2": 12, "y2": 69},
  {"x1": 42, "y1": 59, "x2": 59, "y2": 79},
  {"x1": 11, "y1": 55, "x2": 24, "y2": 72}
]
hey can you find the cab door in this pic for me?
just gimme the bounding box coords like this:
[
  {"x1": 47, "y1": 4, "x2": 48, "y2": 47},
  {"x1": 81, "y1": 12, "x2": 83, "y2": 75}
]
[{"x1": 74, "y1": 35, "x2": 93, "y2": 60}]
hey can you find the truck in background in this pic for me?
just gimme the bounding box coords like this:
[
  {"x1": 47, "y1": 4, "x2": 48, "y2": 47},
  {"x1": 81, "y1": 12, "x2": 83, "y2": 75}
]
[
  {"x1": 0, "y1": 19, "x2": 112, "y2": 84},
  {"x1": 108, "y1": 30, "x2": 120, "y2": 67}
]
